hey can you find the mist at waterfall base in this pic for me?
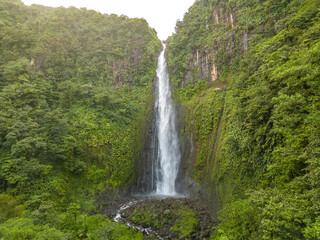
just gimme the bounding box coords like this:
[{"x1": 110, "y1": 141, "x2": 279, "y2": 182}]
[{"x1": 136, "y1": 44, "x2": 182, "y2": 197}]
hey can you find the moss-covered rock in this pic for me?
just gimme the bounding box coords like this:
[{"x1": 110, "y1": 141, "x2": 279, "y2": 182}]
[{"x1": 121, "y1": 198, "x2": 217, "y2": 239}]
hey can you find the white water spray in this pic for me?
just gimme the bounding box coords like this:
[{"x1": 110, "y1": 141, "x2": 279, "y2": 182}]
[{"x1": 155, "y1": 44, "x2": 180, "y2": 195}]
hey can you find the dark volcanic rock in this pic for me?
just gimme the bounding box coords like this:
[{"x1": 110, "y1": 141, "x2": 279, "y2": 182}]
[{"x1": 100, "y1": 196, "x2": 218, "y2": 239}]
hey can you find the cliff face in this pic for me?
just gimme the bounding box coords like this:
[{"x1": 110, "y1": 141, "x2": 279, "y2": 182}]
[
  {"x1": 168, "y1": 3, "x2": 251, "y2": 89},
  {"x1": 167, "y1": 1, "x2": 256, "y2": 210},
  {"x1": 167, "y1": 0, "x2": 320, "y2": 238}
]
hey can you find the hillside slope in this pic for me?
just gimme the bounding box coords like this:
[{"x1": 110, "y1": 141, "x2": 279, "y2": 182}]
[
  {"x1": 0, "y1": 0, "x2": 160, "y2": 238},
  {"x1": 167, "y1": 0, "x2": 320, "y2": 238}
]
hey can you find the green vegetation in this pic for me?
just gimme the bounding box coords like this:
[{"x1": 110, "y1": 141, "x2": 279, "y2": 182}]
[
  {"x1": 171, "y1": 207, "x2": 198, "y2": 238},
  {"x1": 129, "y1": 200, "x2": 198, "y2": 238},
  {"x1": 0, "y1": 214, "x2": 143, "y2": 240},
  {"x1": 0, "y1": 0, "x2": 160, "y2": 237},
  {"x1": 1, "y1": 0, "x2": 319, "y2": 238},
  {"x1": 167, "y1": 0, "x2": 320, "y2": 238},
  {"x1": 183, "y1": 88, "x2": 225, "y2": 180}
]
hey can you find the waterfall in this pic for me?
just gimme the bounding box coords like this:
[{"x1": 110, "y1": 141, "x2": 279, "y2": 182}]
[{"x1": 154, "y1": 44, "x2": 180, "y2": 196}]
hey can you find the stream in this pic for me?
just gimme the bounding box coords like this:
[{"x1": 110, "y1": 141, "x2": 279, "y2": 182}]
[
  {"x1": 113, "y1": 197, "x2": 164, "y2": 239},
  {"x1": 101, "y1": 195, "x2": 218, "y2": 239}
]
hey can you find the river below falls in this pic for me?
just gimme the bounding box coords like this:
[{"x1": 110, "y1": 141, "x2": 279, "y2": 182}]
[{"x1": 98, "y1": 195, "x2": 218, "y2": 239}]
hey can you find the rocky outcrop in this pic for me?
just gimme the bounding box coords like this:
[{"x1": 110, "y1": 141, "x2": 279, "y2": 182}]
[
  {"x1": 212, "y1": 8, "x2": 235, "y2": 28},
  {"x1": 176, "y1": 6, "x2": 252, "y2": 87},
  {"x1": 182, "y1": 49, "x2": 215, "y2": 86},
  {"x1": 240, "y1": 32, "x2": 252, "y2": 52},
  {"x1": 211, "y1": 60, "x2": 218, "y2": 81}
]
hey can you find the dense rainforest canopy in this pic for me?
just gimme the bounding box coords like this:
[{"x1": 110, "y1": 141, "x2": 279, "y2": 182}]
[
  {"x1": 166, "y1": 0, "x2": 320, "y2": 239},
  {"x1": 0, "y1": 0, "x2": 319, "y2": 239},
  {"x1": 0, "y1": 0, "x2": 160, "y2": 238}
]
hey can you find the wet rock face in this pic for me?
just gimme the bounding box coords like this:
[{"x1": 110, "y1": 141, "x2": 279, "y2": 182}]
[
  {"x1": 212, "y1": 8, "x2": 235, "y2": 28},
  {"x1": 182, "y1": 49, "x2": 217, "y2": 87},
  {"x1": 135, "y1": 102, "x2": 158, "y2": 194},
  {"x1": 241, "y1": 32, "x2": 252, "y2": 52},
  {"x1": 174, "y1": 6, "x2": 253, "y2": 89}
]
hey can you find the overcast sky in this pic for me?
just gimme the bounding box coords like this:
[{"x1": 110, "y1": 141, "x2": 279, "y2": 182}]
[{"x1": 21, "y1": 0, "x2": 195, "y2": 40}]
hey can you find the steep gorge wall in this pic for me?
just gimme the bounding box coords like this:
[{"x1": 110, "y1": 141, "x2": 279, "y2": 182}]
[
  {"x1": 167, "y1": 0, "x2": 253, "y2": 215},
  {"x1": 168, "y1": 4, "x2": 251, "y2": 89},
  {"x1": 0, "y1": 0, "x2": 162, "y2": 204},
  {"x1": 167, "y1": 2, "x2": 320, "y2": 233}
]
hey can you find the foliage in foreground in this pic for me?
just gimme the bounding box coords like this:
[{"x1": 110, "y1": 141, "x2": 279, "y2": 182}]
[{"x1": 0, "y1": 212, "x2": 143, "y2": 240}]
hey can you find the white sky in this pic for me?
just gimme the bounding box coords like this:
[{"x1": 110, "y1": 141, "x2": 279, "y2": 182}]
[{"x1": 21, "y1": 0, "x2": 195, "y2": 40}]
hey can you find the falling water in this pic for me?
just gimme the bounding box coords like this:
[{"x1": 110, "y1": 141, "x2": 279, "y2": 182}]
[{"x1": 154, "y1": 44, "x2": 180, "y2": 196}]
